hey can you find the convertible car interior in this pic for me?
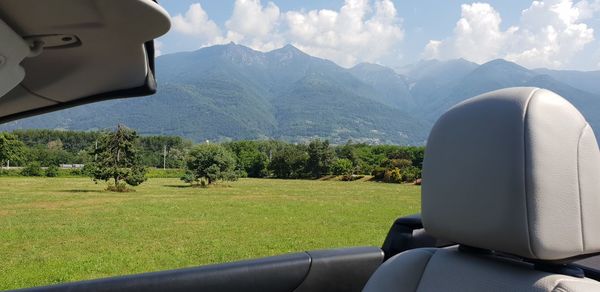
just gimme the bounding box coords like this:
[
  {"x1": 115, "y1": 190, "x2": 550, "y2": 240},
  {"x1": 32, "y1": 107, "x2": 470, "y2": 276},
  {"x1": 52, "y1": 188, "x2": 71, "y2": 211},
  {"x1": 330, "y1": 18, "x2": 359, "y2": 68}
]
[
  {"x1": 2, "y1": 1, "x2": 600, "y2": 291},
  {"x1": 13, "y1": 88, "x2": 600, "y2": 291}
]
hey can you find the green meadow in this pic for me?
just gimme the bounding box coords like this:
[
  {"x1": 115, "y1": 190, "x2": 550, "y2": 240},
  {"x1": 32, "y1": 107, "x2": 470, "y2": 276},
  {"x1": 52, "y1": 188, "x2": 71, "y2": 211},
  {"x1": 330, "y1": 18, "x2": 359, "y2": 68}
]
[{"x1": 0, "y1": 177, "x2": 420, "y2": 290}]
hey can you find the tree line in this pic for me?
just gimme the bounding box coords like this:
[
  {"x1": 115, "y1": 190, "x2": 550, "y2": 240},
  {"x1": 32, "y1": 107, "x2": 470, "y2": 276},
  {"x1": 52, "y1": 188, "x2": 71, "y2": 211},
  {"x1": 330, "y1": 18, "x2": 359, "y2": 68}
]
[
  {"x1": 0, "y1": 128, "x2": 424, "y2": 187},
  {"x1": 1, "y1": 129, "x2": 191, "y2": 169}
]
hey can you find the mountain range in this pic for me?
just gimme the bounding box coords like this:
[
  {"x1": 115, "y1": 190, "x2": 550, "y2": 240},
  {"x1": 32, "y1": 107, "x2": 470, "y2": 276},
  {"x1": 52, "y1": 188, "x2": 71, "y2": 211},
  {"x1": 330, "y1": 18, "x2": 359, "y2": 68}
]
[{"x1": 2, "y1": 43, "x2": 600, "y2": 145}]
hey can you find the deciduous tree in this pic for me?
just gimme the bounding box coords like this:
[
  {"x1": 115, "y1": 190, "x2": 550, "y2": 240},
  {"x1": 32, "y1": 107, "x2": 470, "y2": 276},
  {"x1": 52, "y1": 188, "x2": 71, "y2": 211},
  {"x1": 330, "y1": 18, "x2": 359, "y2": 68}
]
[
  {"x1": 306, "y1": 139, "x2": 334, "y2": 178},
  {"x1": 182, "y1": 144, "x2": 239, "y2": 186},
  {"x1": 0, "y1": 132, "x2": 25, "y2": 169}
]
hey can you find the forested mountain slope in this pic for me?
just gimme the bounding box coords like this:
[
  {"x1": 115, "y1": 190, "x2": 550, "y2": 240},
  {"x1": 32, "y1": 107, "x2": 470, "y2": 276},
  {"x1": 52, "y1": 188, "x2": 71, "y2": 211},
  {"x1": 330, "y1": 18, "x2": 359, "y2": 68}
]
[{"x1": 3, "y1": 44, "x2": 599, "y2": 144}]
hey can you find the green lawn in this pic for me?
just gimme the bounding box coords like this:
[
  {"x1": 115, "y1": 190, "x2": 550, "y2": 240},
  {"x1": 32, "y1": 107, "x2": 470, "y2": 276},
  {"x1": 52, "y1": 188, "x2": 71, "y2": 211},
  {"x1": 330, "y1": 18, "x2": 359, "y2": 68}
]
[{"x1": 0, "y1": 177, "x2": 420, "y2": 290}]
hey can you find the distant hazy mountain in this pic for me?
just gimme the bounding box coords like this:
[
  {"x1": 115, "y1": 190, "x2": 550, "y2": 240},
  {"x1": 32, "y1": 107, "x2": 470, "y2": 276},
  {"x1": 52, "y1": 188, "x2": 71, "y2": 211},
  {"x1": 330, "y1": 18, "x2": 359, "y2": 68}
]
[
  {"x1": 3, "y1": 43, "x2": 600, "y2": 144},
  {"x1": 404, "y1": 59, "x2": 600, "y2": 131},
  {"x1": 534, "y1": 68, "x2": 600, "y2": 95},
  {"x1": 349, "y1": 63, "x2": 414, "y2": 109}
]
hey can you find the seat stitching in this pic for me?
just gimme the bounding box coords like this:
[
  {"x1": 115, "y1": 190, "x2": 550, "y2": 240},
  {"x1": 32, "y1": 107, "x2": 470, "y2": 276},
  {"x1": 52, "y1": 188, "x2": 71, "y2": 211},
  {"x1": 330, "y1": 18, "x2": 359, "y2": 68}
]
[
  {"x1": 523, "y1": 88, "x2": 541, "y2": 259},
  {"x1": 576, "y1": 123, "x2": 588, "y2": 252},
  {"x1": 414, "y1": 249, "x2": 437, "y2": 292}
]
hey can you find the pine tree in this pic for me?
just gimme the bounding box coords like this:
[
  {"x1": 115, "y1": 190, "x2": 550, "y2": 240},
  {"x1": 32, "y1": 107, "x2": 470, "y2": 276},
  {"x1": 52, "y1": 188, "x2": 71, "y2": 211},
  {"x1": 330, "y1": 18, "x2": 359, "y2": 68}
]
[{"x1": 88, "y1": 125, "x2": 147, "y2": 191}]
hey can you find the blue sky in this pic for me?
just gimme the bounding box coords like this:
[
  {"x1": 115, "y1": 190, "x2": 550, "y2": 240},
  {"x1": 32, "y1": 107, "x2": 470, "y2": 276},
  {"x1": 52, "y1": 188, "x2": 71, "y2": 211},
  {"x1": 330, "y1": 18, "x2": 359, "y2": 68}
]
[{"x1": 157, "y1": 0, "x2": 600, "y2": 70}]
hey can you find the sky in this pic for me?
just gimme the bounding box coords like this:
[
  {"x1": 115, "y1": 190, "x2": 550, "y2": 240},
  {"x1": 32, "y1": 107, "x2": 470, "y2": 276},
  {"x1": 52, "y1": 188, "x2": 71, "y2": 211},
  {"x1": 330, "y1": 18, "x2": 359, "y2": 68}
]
[{"x1": 157, "y1": 0, "x2": 600, "y2": 71}]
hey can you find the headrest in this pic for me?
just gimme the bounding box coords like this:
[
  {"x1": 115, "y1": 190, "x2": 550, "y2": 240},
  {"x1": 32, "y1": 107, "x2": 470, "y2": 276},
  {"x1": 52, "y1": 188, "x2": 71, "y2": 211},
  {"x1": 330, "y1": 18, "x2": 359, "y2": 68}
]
[{"x1": 422, "y1": 87, "x2": 600, "y2": 261}]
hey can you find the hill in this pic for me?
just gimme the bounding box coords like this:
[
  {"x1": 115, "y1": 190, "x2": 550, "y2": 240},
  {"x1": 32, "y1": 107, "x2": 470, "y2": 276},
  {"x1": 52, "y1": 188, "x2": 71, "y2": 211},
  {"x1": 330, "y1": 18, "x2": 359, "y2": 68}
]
[{"x1": 3, "y1": 44, "x2": 600, "y2": 144}]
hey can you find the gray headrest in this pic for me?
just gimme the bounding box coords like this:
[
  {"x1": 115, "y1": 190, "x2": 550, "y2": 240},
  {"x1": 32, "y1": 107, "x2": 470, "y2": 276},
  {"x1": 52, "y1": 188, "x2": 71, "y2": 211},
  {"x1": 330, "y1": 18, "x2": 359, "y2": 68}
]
[{"x1": 422, "y1": 87, "x2": 600, "y2": 261}]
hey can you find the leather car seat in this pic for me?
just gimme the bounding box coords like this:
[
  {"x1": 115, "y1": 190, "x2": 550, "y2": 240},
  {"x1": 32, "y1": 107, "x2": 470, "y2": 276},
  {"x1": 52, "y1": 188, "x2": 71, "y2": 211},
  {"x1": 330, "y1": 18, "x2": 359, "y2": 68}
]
[{"x1": 363, "y1": 87, "x2": 600, "y2": 291}]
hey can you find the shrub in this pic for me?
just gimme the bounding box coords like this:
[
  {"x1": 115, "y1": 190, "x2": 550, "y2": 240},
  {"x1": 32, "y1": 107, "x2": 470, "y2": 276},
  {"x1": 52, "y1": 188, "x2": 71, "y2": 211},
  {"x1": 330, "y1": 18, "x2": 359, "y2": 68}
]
[
  {"x1": 383, "y1": 168, "x2": 403, "y2": 183},
  {"x1": 402, "y1": 166, "x2": 422, "y2": 183},
  {"x1": 356, "y1": 161, "x2": 374, "y2": 175},
  {"x1": 106, "y1": 181, "x2": 134, "y2": 192},
  {"x1": 180, "y1": 171, "x2": 197, "y2": 185},
  {"x1": 372, "y1": 166, "x2": 386, "y2": 180},
  {"x1": 21, "y1": 162, "x2": 43, "y2": 177},
  {"x1": 341, "y1": 174, "x2": 364, "y2": 181},
  {"x1": 69, "y1": 168, "x2": 84, "y2": 176},
  {"x1": 45, "y1": 165, "x2": 59, "y2": 177},
  {"x1": 0, "y1": 168, "x2": 21, "y2": 177},
  {"x1": 330, "y1": 158, "x2": 353, "y2": 176}
]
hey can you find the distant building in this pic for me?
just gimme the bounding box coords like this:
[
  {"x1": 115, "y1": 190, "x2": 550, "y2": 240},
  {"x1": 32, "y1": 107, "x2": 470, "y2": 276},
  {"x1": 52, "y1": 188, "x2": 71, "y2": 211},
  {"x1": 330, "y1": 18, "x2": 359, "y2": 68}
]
[{"x1": 59, "y1": 164, "x2": 84, "y2": 169}]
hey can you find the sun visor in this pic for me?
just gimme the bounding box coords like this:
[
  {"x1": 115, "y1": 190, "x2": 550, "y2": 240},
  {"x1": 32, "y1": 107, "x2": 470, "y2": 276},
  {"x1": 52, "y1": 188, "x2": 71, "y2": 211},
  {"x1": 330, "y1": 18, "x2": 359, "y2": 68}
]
[
  {"x1": 0, "y1": 18, "x2": 29, "y2": 98},
  {"x1": 0, "y1": 0, "x2": 171, "y2": 124}
]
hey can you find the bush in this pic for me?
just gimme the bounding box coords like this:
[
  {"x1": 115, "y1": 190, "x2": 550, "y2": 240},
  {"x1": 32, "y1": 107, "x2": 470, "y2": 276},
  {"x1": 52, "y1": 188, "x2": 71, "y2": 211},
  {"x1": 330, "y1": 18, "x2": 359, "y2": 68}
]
[
  {"x1": 372, "y1": 166, "x2": 386, "y2": 180},
  {"x1": 69, "y1": 168, "x2": 84, "y2": 176},
  {"x1": 330, "y1": 158, "x2": 353, "y2": 176},
  {"x1": 180, "y1": 171, "x2": 197, "y2": 185},
  {"x1": 340, "y1": 174, "x2": 364, "y2": 181},
  {"x1": 402, "y1": 166, "x2": 421, "y2": 183},
  {"x1": 383, "y1": 168, "x2": 403, "y2": 183},
  {"x1": 45, "y1": 165, "x2": 59, "y2": 177},
  {"x1": 106, "y1": 181, "x2": 134, "y2": 192},
  {"x1": 0, "y1": 168, "x2": 21, "y2": 177},
  {"x1": 381, "y1": 158, "x2": 412, "y2": 169},
  {"x1": 21, "y1": 162, "x2": 43, "y2": 176},
  {"x1": 356, "y1": 161, "x2": 374, "y2": 176}
]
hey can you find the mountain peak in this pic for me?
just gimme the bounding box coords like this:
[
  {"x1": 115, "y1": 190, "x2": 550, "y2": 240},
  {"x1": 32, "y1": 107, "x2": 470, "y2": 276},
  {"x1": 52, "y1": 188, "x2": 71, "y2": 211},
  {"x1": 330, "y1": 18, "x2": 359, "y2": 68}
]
[
  {"x1": 472, "y1": 59, "x2": 535, "y2": 80},
  {"x1": 282, "y1": 43, "x2": 300, "y2": 51},
  {"x1": 267, "y1": 44, "x2": 311, "y2": 62},
  {"x1": 480, "y1": 58, "x2": 526, "y2": 70},
  {"x1": 270, "y1": 44, "x2": 306, "y2": 55},
  {"x1": 190, "y1": 42, "x2": 266, "y2": 66},
  {"x1": 351, "y1": 62, "x2": 396, "y2": 75}
]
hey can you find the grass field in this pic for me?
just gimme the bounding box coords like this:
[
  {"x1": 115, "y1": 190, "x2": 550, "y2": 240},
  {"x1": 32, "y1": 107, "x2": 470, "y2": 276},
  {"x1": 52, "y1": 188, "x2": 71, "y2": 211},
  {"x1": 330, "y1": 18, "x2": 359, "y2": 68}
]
[{"x1": 0, "y1": 177, "x2": 420, "y2": 290}]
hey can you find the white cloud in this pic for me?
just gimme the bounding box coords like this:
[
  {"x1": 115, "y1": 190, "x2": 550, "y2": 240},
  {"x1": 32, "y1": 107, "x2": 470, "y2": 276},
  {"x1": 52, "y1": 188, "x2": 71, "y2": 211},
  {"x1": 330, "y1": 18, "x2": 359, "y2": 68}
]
[
  {"x1": 424, "y1": 0, "x2": 599, "y2": 69},
  {"x1": 423, "y1": 3, "x2": 516, "y2": 64},
  {"x1": 575, "y1": 0, "x2": 600, "y2": 19},
  {"x1": 167, "y1": 0, "x2": 404, "y2": 67},
  {"x1": 284, "y1": 0, "x2": 404, "y2": 66},
  {"x1": 224, "y1": 0, "x2": 284, "y2": 51},
  {"x1": 171, "y1": 3, "x2": 224, "y2": 45}
]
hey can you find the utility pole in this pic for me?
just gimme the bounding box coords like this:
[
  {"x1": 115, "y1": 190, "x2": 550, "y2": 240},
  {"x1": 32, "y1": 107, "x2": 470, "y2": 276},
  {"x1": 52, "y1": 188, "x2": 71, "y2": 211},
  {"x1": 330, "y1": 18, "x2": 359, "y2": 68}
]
[
  {"x1": 94, "y1": 140, "x2": 98, "y2": 161},
  {"x1": 163, "y1": 145, "x2": 167, "y2": 170}
]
